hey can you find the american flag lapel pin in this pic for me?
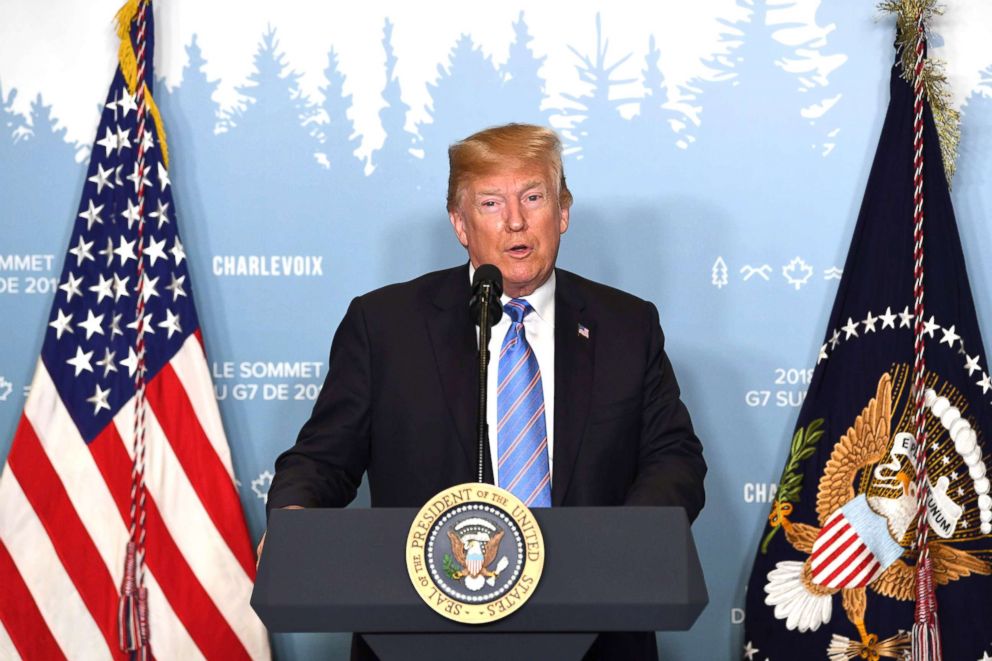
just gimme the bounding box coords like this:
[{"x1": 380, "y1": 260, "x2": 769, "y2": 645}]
[{"x1": 577, "y1": 323, "x2": 590, "y2": 339}]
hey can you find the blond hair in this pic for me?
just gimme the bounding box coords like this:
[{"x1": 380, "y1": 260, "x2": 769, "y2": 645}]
[{"x1": 446, "y1": 123, "x2": 572, "y2": 212}]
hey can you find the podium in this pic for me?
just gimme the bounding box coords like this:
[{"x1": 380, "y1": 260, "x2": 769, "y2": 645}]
[{"x1": 252, "y1": 507, "x2": 707, "y2": 660}]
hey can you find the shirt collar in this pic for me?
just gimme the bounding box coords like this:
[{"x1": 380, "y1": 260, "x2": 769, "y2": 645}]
[{"x1": 467, "y1": 264, "x2": 556, "y2": 329}]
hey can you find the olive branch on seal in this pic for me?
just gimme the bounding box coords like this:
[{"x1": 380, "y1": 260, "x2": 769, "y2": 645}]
[
  {"x1": 760, "y1": 418, "x2": 824, "y2": 554},
  {"x1": 443, "y1": 553, "x2": 459, "y2": 579}
]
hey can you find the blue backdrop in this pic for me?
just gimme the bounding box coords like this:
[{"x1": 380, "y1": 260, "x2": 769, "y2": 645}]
[{"x1": 2, "y1": 1, "x2": 992, "y2": 658}]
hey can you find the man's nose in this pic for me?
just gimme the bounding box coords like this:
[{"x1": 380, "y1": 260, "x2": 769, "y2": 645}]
[{"x1": 505, "y1": 200, "x2": 527, "y2": 231}]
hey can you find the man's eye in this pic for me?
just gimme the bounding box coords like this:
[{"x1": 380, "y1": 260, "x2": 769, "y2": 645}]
[
  {"x1": 481, "y1": 200, "x2": 497, "y2": 208},
  {"x1": 526, "y1": 194, "x2": 543, "y2": 202}
]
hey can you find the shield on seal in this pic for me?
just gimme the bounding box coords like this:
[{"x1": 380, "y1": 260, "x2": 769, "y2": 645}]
[{"x1": 809, "y1": 494, "x2": 904, "y2": 589}]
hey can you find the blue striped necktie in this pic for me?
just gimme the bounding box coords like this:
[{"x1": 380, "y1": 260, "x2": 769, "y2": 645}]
[{"x1": 497, "y1": 298, "x2": 551, "y2": 507}]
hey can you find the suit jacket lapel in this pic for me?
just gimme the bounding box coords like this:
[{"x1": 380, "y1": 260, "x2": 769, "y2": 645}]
[
  {"x1": 426, "y1": 265, "x2": 484, "y2": 479},
  {"x1": 552, "y1": 270, "x2": 594, "y2": 505}
]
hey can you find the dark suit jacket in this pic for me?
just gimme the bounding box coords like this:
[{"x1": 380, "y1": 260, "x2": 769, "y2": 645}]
[{"x1": 268, "y1": 264, "x2": 706, "y2": 660}]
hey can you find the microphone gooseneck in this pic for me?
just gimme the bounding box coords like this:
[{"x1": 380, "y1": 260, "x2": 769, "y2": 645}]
[{"x1": 471, "y1": 264, "x2": 503, "y2": 484}]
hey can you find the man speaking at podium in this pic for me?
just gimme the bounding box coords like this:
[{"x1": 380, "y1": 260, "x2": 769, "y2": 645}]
[{"x1": 265, "y1": 124, "x2": 706, "y2": 660}]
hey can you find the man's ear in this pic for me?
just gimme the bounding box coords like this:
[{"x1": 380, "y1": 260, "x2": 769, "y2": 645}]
[
  {"x1": 449, "y1": 209, "x2": 469, "y2": 248},
  {"x1": 559, "y1": 204, "x2": 570, "y2": 235}
]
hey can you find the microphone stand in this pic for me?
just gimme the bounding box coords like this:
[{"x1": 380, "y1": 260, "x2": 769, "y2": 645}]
[{"x1": 476, "y1": 282, "x2": 494, "y2": 484}]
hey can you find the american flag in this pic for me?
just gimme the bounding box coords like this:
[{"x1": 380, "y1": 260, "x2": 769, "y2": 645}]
[{"x1": 0, "y1": 2, "x2": 270, "y2": 659}]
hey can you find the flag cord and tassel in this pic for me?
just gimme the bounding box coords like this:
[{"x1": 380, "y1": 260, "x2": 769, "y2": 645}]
[
  {"x1": 117, "y1": 0, "x2": 152, "y2": 657},
  {"x1": 908, "y1": 10, "x2": 942, "y2": 661}
]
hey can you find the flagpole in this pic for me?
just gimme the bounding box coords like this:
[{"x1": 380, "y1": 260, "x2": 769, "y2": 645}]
[
  {"x1": 909, "y1": 7, "x2": 942, "y2": 661},
  {"x1": 117, "y1": 0, "x2": 152, "y2": 657}
]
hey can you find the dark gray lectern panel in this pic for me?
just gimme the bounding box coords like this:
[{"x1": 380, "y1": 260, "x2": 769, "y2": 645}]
[{"x1": 252, "y1": 506, "x2": 707, "y2": 634}]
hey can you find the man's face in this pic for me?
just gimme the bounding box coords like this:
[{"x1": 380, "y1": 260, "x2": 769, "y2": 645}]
[{"x1": 449, "y1": 166, "x2": 569, "y2": 298}]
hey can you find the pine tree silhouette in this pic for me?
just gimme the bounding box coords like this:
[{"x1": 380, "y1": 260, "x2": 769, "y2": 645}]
[
  {"x1": 224, "y1": 26, "x2": 320, "y2": 172},
  {"x1": 317, "y1": 47, "x2": 364, "y2": 183},
  {"x1": 26, "y1": 93, "x2": 75, "y2": 158},
  {"x1": 418, "y1": 33, "x2": 505, "y2": 191},
  {"x1": 4, "y1": 92, "x2": 81, "y2": 245},
  {"x1": 156, "y1": 35, "x2": 221, "y2": 151},
  {"x1": 686, "y1": 0, "x2": 816, "y2": 161},
  {"x1": 500, "y1": 12, "x2": 551, "y2": 127},
  {"x1": 628, "y1": 34, "x2": 691, "y2": 185},
  {"x1": 215, "y1": 26, "x2": 327, "y2": 243},
  {"x1": 811, "y1": 0, "x2": 891, "y2": 161},
  {"x1": 0, "y1": 82, "x2": 23, "y2": 193},
  {"x1": 560, "y1": 13, "x2": 639, "y2": 191},
  {"x1": 371, "y1": 17, "x2": 419, "y2": 186},
  {"x1": 639, "y1": 35, "x2": 692, "y2": 142}
]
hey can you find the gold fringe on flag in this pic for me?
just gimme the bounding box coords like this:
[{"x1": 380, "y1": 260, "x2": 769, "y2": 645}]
[
  {"x1": 114, "y1": 0, "x2": 170, "y2": 168},
  {"x1": 879, "y1": 0, "x2": 960, "y2": 185}
]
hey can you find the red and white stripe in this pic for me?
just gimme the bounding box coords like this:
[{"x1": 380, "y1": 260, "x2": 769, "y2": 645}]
[
  {"x1": 810, "y1": 511, "x2": 884, "y2": 590},
  {"x1": 0, "y1": 335, "x2": 270, "y2": 660}
]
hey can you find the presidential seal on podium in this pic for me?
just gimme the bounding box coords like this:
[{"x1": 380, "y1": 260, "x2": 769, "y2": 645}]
[{"x1": 406, "y1": 483, "x2": 545, "y2": 624}]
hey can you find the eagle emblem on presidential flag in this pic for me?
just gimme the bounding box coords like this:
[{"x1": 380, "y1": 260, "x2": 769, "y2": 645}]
[{"x1": 764, "y1": 371, "x2": 991, "y2": 659}]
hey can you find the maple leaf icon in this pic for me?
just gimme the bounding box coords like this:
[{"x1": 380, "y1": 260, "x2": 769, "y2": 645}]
[{"x1": 782, "y1": 257, "x2": 813, "y2": 290}]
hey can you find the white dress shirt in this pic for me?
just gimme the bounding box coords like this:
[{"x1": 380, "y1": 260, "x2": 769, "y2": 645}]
[{"x1": 470, "y1": 265, "x2": 555, "y2": 487}]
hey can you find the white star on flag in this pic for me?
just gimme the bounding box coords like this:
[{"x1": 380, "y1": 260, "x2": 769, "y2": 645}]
[
  {"x1": 149, "y1": 199, "x2": 170, "y2": 228},
  {"x1": 166, "y1": 273, "x2": 187, "y2": 301},
  {"x1": 141, "y1": 127, "x2": 154, "y2": 152},
  {"x1": 145, "y1": 236, "x2": 168, "y2": 266},
  {"x1": 127, "y1": 162, "x2": 151, "y2": 192},
  {"x1": 879, "y1": 306, "x2": 897, "y2": 329},
  {"x1": 159, "y1": 309, "x2": 182, "y2": 338},
  {"x1": 78, "y1": 199, "x2": 105, "y2": 230},
  {"x1": 117, "y1": 88, "x2": 137, "y2": 116},
  {"x1": 98, "y1": 237, "x2": 115, "y2": 266},
  {"x1": 95, "y1": 347, "x2": 118, "y2": 377},
  {"x1": 112, "y1": 274, "x2": 130, "y2": 302},
  {"x1": 899, "y1": 306, "x2": 913, "y2": 328},
  {"x1": 78, "y1": 310, "x2": 105, "y2": 340},
  {"x1": 114, "y1": 236, "x2": 137, "y2": 265},
  {"x1": 69, "y1": 236, "x2": 95, "y2": 265},
  {"x1": 115, "y1": 125, "x2": 131, "y2": 153},
  {"x1": 141, "y1": 273, "x2": 161, "y2": 302},
  {"x1": 49, "y1": 309, "x2": 74, "y2": 339},
  {"x1": 59, "y1": 273, "x2": 84, "y2": 302},
  {"x1": 170, "y1": 237, "x2": 186, "y2": 265},
  {"x1": 923, "y1": 315, "x2": 940, "y2": 338},
  {"x1": 863, "y1": 311, "x2": 878, "y2": 333},
  {"x1": 95, "y1": 126, "x2": 117, "y2": 157},
  {"x1": 126, "y1": 313, "x2": 155, "y2": 336},
  {"x1": 88, "y1": 162, "x2": 115, "y2": 194},
  {"x1": 843, "y1": 317, "x2": 859, "y2": 339},
  {"x1": 121, "y1": 197, "x2": 142, "y2": 228},
  {"x1": 88, "y1": 274, "x2": 114, "y2": 303},
  {"x1": 120, "y1": 346, "x2": 140, "y2": 377},
  {"x1": 940, "y1": 325, "x2": 960, "y2": 347},
  {"x1": 66, "y1": 346, "x2": 95, "y2": 376},
  {"x1": 86, "y1": 384, "x2": 112, "y2": 414},
  {"x1": 109, "y1": 312, "x2": 123, "y2": 339},
  {"x1": 157, "y1": 162, "x2": 171, "y2": 191}
]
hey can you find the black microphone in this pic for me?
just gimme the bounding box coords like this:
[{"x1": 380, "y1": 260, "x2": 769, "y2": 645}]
[
  {"x1": 470, "y1": 264, "x2": 503, "y2": 327},
  {"x1": 470, "y1": 264, "x2": 502, "y2": 484}
]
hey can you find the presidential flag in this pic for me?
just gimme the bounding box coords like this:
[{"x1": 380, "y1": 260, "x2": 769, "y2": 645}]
[
  {"x1": 742, "y1": 5, "x2": 992, "y2": 661},
  {"x1": 0, "y1": 2, "x2": 270, "y2": 659}
]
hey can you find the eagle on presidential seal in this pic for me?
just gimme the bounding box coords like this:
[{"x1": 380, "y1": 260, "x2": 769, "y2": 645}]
[
  {"x1": 764, "y1": 372, "x2": 991, "y2": 660},
  {"x1": 446, "y1": 517, "x2": 508, "y2": 591}
]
